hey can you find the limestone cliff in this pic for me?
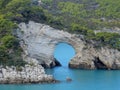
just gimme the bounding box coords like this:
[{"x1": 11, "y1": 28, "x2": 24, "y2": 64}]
[
  {"x1": 17, "y1": 21, "x2": 84, "y2": 68},
  {"x1": 17, "y1": 21, "x2": 120, "y2": 70},
  {"x1": 69, "y1": 46, "x2": 120, "y2": 69}
]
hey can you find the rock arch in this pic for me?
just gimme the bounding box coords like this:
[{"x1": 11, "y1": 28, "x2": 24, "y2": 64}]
[{"x1": 18, "y1": 21, "x2": 120, "y2": 69}]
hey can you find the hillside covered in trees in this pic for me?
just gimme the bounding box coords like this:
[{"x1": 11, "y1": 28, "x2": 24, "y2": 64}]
[{"x1": 0, "y1": 0, "x2": 120, "y2": 66}]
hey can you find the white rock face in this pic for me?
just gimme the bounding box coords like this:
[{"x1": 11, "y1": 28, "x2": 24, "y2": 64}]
[
  {"x1": 0, "y1": 64, "x2": 55, "y2": 84},
  {"x1": 1, "y1": 21, "x2": 120, "y2": 84},
  {"x1": 17, "y1": 21, "x2": 84, "y2": 68},
  {"x1": 69, "y1": 46, "x2": 120, "y2": 69},
  {"x1": 17, "y1": 21, "x2": 120, "y2": 70}
]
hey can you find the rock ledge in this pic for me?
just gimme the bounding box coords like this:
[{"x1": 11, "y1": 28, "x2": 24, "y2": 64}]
[{"x1": 0, "y1": 64, "x2": 58, "y2": 84}]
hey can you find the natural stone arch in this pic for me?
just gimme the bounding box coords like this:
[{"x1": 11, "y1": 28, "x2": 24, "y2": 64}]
[
  {"x1": 18, "y1": 21, "x2": 84, "y2": 68},
  {"x1": 18, "y1": 21, "x2": 120, "y2": 70}
]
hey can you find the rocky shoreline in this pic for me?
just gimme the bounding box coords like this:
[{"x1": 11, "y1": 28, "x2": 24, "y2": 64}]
[
  {"x1": 1, "y1": 21, "x2": 120, "y2": 84},
  {"x1": 0, "y1": 64, "x2": 58, "y2": 84},
  {"x1": 69, "y1": 46, "x2": 120, "y2": 70},
  {"x1": 17, "y1": 21, "x2": 120, "y2": 70}
]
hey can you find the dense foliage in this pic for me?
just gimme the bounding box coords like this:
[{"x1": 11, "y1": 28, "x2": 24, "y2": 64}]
[
  {"x1": 0, "y1": 0, "x2": 120, "y2": 66},
  {"x1": 0, "y1": 0, "x2": 31, "y2": 66},
  {"x1": 0, "y1": 0, "x2": 54, "y2": 66},
  {"x1": 41, "y1": 0, "x2": 120, "y2": 49}
]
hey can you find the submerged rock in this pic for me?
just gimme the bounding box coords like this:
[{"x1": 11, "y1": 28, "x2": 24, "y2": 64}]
[
  {"x1": 66, "y1": 77, "x2": 72, "y2": 82},
  {"x1": 17, "y1": 21, "x2": 120, "y2": 70}
]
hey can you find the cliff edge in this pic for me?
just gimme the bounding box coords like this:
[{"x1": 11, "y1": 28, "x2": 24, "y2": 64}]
[{"x1": 17, "y1": 21, "x2": 120, "y2": 70}]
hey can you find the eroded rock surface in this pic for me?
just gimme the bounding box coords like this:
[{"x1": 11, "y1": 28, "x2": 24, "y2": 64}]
[
  {"x1": 69, "y1": 46, "x2": 120, "y2": 70},
  {"x1": 0, "y1": 64, "x2": 56, "y2": 84},
  {"x1": 17, "y1": 21, "x2": 84, "y2": 68},
  {"x1": 18, "y1": 21, "x2": 120, "y2": 70}
]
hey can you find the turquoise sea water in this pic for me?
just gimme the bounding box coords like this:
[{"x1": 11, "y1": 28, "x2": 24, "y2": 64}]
[{"x1": 0, "y1": 43, "x2": 120, "y2": 90}]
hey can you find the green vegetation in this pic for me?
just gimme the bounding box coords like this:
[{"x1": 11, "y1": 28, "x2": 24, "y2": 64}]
[
  {"x1": 0, "y1": 0, "x2": 120, "y2": 66},
  {"x1": 89, "y1": 32, "x2": 120, "y2": 50},
  {"x1": 0, "y1": 0, "x2": 31, "y2": 66},
  {"x1": 41, "y1": 0, "x2": 120, "y2": 49},
  {"x1": 0, "y1": 0, "x2": 56, "y2": 66},
  {"x1": 95, "y1": 0, "x2": 120, "y2": 19},
  {"x1": 41, "y1": 0, "x2": 53, "y2": 4}
]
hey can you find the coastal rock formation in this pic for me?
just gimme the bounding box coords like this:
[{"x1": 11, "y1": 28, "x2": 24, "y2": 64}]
[
  {"x1": 0, "y1": 64, "x2": 56, "y2": 84},
  {"x1": 69, "y1": 46, "x2": 120, "y2": 70},
  {"x1": 17, "y1": 21, "x2": 120, "y2": 70},
  {"x1": 17, "y1": 21, "x2": 84, "y2": 68}
]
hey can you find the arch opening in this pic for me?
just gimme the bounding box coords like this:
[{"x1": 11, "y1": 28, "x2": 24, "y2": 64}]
[{"x1": 54, "y1": 42, "x2": 75, "y2": 67}]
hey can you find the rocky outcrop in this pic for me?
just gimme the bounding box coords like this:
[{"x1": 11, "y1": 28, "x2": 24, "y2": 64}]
[
  {"x1": 66, "y1": 77, "x2": 72, "y2": 82},
  {"x1": 0, "y1": 64, "x2": 57, "y2": 84},
  {"x1": 17, "y1": 21, "x2": 120, "y2": 70},
  {"x1": 17, "y1": 21, "x2": 84, "y2": 68},
  {"x1": 69, "y1": 45, "x2": 120, "y2": 70}
]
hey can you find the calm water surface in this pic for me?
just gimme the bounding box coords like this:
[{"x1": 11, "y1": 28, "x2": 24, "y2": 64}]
[{"x1": 0, "y1": 43, "x2": 120, "y2": 90}]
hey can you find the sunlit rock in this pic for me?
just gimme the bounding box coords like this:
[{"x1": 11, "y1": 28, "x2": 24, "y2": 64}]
[{"x1": 17, "y1": 21, "x2": 120, "y2": 70}]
